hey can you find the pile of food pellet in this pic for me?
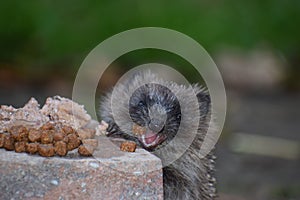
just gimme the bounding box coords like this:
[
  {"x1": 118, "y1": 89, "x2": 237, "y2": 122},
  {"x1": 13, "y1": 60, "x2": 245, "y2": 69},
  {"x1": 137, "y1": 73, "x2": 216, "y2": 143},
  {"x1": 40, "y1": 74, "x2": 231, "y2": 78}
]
[
  {"x1": 0, "y1": 96, "x2": 101, "y2": 157},
  {"x1": 0, "y1": 123, "x2": 98, "y2": 157}
]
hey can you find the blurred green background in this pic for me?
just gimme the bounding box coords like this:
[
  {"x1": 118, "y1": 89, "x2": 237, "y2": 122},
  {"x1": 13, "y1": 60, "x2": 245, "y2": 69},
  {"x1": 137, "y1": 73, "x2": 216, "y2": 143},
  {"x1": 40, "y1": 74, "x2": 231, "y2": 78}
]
[
  {"x1": 0, "y1": 1, "x2": 300, "y2": 200},
  {"x1": 1, "y1": 0, "x2": 299, "y2": 79}
]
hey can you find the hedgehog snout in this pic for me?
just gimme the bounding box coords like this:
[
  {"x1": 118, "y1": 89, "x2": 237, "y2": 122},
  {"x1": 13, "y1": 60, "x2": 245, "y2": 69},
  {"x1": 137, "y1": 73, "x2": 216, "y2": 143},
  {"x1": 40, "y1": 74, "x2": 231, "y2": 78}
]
[
  {"x1": 148, "y1": 103, "x2": 167, "y2": 132},
  {"x1": 148, "y1": 117, "x2": 165, "y2": 133}
]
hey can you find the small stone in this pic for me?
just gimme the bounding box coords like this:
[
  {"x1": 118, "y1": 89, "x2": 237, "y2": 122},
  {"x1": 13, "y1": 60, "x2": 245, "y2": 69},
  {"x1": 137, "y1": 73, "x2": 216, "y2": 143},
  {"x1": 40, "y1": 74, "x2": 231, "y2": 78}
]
[
  {"x1": 41, "y1": 96, "x2": 91, "y2": 129},
  {"x1": 82, "y1": 139, "x2": 98, "y2": 148},
  {"x1": 24, "y1": 192, "x2": 34, "y2": 198},
  {"x1": 133, "y1": 171, "x2": 143, "y2": 176},
  {"x1": 50, "y1": 180, "x2": 59, "y2": 186},
  {"x1": 89, "y1": 162, "x2": 99, "y2": 169},
  {"x1": 99, "y1": 120, "x2": 109, "y2": 131},
  {"x1": 77, "y1": 128, "x2": 95, "y2": 140}
]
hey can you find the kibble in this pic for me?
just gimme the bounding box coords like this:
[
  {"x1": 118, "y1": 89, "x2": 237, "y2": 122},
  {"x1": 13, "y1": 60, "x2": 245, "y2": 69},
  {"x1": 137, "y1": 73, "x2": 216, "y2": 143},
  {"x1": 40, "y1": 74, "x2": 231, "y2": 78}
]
[
  {"x1": 54, "y1": 141, "x2": 67, "y2": 156},
  {"x1": 15, "y1": 141, "x2": 26, "y2": 153},
  {"x1": 62, "y1": 125, "x2": 74, "y2": 135},
  {"x1": 41, "y1": 122, "x2": 55, "y2": 130},
  {"x1": 78, "y1": 145, "x2": 95, "y2": 156},
  {"x1": 38, "y1": 144, "x2": 55, "y2": 157},
  {"x1": 26, "y1": 143, "x2": 38, "y2": 154},
  {"x1": 40, "y1": 130, "x2": 54, "y2": 144},
  {"x1": 132, "y1": 124, "x2": 146, "y2": 136},
  {"x1": 66, "y1": 134, "x2": 81, "y2": 151},
  {"x1": 3, "y1": 135, "x2": 15, "y2": 151},
  {"x1": 1, "y1": 123, "x2": 97, "y2": 157},
  {"x1": 53, "y1": 131, "x2": 65, "y2": 142},
  {"x1": 28, "y1": 129, "x2": 41, "y2": 142},
  {"x1": 17, "y1": 128, "x2": 28, "y2": 142},
  {"x1": 0, "y1": 134, "x2": 4, "y2": 148},
  {"x1": 120, "y1": 141, "x2": 137, "y2": 152},
  {"x1": 9, "y1": 126, "x2": 28, "y2": 142}
]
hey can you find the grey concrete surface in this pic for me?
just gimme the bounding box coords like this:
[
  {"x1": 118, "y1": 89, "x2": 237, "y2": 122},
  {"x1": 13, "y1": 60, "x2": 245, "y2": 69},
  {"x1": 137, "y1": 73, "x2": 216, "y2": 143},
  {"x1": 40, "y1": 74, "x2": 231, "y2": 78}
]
[{"x1": 0, "y1": 137, "x2": 163, "y2": 200}]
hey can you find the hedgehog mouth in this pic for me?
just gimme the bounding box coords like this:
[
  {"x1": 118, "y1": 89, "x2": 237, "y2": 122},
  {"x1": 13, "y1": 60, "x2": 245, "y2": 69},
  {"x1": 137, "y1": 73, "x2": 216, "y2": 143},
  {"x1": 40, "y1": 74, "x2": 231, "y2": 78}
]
[{"x1": 138, "y1": 129, "x2": 166, "y2": 149}]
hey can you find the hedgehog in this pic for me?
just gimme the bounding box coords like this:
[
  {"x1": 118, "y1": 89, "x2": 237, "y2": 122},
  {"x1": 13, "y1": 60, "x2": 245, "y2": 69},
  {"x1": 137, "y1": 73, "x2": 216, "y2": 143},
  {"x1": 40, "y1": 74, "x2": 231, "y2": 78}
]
[{"x1": 99, "y1": 71, "x2": 216, "y2": 200}]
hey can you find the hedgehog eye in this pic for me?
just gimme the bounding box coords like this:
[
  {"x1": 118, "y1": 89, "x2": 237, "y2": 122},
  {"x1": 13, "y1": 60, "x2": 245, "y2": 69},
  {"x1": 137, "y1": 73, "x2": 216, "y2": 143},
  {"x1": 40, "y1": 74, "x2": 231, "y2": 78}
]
[
  {"x1": 177, "y1": 114, "x2": 181, "y2": 119},
  {"x1": 138, "y1": 101, "x2": 145, "y2": 107}
]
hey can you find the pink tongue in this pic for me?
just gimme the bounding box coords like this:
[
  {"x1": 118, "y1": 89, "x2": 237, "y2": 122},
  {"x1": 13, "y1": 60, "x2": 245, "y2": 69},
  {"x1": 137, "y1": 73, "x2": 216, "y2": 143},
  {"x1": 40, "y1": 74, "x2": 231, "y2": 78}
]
[{"x1": 145, "y1": 131, "x2": 157, "y2": 144}]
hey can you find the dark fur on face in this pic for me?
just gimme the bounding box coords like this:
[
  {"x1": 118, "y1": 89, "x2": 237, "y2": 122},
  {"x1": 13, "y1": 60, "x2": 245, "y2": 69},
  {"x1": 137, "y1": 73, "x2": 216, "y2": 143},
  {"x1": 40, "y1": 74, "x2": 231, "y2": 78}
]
[
  {"x1": 99, "y1": 71, "x2": 216, "y2": 200},
  {"x1": 128, "y1": 83, "x2": 181, "y2": 150}
]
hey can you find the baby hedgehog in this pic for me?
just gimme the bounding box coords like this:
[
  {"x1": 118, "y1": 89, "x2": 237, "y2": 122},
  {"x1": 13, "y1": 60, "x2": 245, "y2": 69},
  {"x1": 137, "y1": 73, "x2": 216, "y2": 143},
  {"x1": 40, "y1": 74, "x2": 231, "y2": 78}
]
[{"x1": 100, "y1": 71, "x2": 216, "y2": 200}]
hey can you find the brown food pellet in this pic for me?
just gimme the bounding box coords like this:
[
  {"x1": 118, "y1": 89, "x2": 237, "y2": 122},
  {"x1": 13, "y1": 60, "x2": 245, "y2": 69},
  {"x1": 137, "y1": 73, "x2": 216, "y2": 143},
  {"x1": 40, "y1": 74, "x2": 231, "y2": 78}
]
[
  {"x1": 9, "y1": 132, "x2": 18, "y2": 141},
  {"x1": 62, "y1": 135, "x2": 69, "y2": 144},
  {"x1": 132, "y1": 124, "x2": 146, "y2": 136},
  {"x1": 0, "y1": 134, "x2": 5, "y2": 148},
  {"x1": 15, "y1": 141, "x2": 26, "y2": 153},
  {"x1": 3, "y1": 135, "x2": 15, "y2": 151},
  {"x1": 1, "y1": 114, "x2": 99, "y2": 157},
  {"x1": 26, "y1": 143, "x2": 38, "y2": 154},
  {"x1": 77, "y1": 128, "x2": 95, "y2": 140},
  {"x1": 28, "y1": 129, "x2": 41, "y2": 142},
  {"x1": 41, "y1": 122, "x2": 55, "y2": 130},
  {"x1": 78, "y1": 145, "x2": 94, "y2": 156},
  {"x1": 62, "y1": 125, "x2": 74, "y2": 135},
  {"x1": 38, "y1": 144, "x2": 55, "y2": 157},
  {"x1": 9, "y1": 125, "x2": 22, "y2": 135},
  {"x1": 40, "y1": 130, "x2": 54, "y2": 144},
  {"x1": 9, "y1": 126, "x2": 28, "y2": 142},
  {"x1": 17, "y1": 130, "x2": 28, "y2": 142},
  {"x1": 54, "y1": 141, "x2": 67, "y2": 156},
  {"x1": 120, "y1": 141, "x2": 137, "y2": 152},
  {"x1": 66, "y1": 134, "x2": 81, "y2": 151},
  {"x1": 53, "y1": 131, "x2": 65, "y2": 142}
]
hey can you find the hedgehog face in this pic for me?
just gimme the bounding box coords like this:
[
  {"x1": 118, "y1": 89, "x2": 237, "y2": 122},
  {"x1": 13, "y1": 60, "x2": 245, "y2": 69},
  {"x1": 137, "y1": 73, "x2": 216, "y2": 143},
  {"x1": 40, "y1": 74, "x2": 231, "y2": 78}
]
[{"x1": 129, "y1": 83, "x2": 181, "y2": 150}]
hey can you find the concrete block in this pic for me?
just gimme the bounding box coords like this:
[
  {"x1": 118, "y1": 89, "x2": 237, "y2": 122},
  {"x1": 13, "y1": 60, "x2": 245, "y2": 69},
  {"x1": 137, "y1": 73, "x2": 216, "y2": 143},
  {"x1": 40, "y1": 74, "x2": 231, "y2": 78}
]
[{"x1": 0, "y1": 137, "x2": 163, "y2": 200}]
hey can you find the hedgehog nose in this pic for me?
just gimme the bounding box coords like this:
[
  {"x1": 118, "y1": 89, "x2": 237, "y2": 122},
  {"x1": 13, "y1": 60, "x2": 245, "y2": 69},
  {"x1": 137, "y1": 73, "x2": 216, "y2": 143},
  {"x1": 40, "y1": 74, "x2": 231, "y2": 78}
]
[{"x1": 149, "y1": 118, "x2": 165, "y2": 133}]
